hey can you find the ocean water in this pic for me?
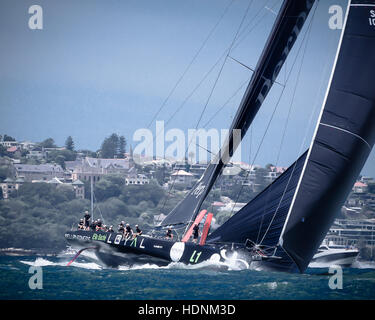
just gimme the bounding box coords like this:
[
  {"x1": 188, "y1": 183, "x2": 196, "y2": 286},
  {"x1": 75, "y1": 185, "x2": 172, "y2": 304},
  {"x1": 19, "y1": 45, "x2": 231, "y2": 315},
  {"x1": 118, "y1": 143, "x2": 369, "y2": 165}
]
[{"x1": 0, "y1": 251, "x2": 375, "y2": 300}]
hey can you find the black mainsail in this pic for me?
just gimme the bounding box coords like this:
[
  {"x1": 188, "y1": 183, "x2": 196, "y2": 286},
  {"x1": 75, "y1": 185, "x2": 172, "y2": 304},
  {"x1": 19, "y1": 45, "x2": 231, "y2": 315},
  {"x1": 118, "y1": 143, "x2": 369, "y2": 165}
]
[
  {"x1": 161, "y1": 0, "x2": 316, "y2": 227},
  {"x1": 279, "y1": 0, "x2": 375, "y2": 273}
]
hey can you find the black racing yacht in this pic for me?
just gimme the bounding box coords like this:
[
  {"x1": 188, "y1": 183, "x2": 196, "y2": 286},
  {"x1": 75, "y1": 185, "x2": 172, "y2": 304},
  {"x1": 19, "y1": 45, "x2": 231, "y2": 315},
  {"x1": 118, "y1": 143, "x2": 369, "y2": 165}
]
[{"x1": 65, "y1": 0, "x2": 375, "y2": 273}]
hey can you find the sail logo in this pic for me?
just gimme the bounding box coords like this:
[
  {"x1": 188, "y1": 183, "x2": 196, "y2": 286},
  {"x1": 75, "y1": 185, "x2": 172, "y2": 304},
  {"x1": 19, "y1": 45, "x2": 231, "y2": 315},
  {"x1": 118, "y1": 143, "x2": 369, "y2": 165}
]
[
  {"x1": 192, "y1": 182, "x2": 205, "y2": 198},
  {"x1": 92, "y1": 233, "x2": 107, "y2": 241},
  {"x1": 369, "y1": 10, "x2": 375, "y2": 26},
  {"x1": 255, "y1": 0, "x2": 313, "y2": 110}
]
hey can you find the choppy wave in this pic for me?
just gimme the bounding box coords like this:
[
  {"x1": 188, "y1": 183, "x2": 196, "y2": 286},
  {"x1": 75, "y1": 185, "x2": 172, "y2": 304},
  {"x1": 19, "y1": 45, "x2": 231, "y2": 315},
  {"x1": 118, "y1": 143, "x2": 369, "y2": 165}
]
[
  {"x1": 352, "y1": 260, "x2": 375, "y2": 269},
  {"x1": 4, "y1": 255, "x2": 375, "y2": 299},
  {"x1": 22, "y1": 246, "x2": 254, "y2": 272},
  {"x1": 18, "y1": 254, "x2": 254, "y2": 272},
  {"x1": 19, "y1": 248, "x2": 375, "y2": 273},
  {"x1": 20, "y1": 257, "x2": 103, "y2": 270}
]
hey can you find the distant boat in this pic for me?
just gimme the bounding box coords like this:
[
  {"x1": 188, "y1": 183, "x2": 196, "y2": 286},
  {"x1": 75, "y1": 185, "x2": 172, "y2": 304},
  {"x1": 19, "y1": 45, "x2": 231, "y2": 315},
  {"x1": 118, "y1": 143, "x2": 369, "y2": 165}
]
[
  {"x1": 65, "y1": 0, "x2": 375, "y2": 273},
  {"x1": 310, "y1": 241, "x2": 359, "y2": 267}
]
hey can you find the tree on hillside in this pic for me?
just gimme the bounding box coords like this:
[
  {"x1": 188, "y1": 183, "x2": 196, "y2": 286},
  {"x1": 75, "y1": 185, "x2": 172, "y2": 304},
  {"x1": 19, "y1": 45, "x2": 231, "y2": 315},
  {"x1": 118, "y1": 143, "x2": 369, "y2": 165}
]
[
  {"x1": 0, "y1": 163, "x2": 13, "y2": 182},
  {"x1": 39, "y1": 138, "x2": 57, "y2": 148},
  {"x1": 47, "y1": 149, "x2": 76, "y2": 164},
  {"x1": 55, "y1": 155, "x2": 66, "y2": 170},
  {"x1": 0, "y1": 145, "x2": 7, "y2": 157},
  {"x1": 65, "y1": 136, "x2": 75, "y2": 151},
  {"x1": 100, "y1": 133, "x2": 127, "y2": 158},
  {"x1": 3, "y1": 134, "x2": 16, "y2": 141},
  {"x1": 101, "y1": 134, "x2": 118, "y2": 158},
  {"x1": 120, "y1": 182, "x2": 165, "y2": 207},
  {"x1": 80, "y1": 149, "x2": 97, "y2": 158},
  {"x1": 119, "y1": 135, "x2": 127, "y2": 158},
  {"x1": 14, "y1": 182, "x2": 75, "y2": 205}
]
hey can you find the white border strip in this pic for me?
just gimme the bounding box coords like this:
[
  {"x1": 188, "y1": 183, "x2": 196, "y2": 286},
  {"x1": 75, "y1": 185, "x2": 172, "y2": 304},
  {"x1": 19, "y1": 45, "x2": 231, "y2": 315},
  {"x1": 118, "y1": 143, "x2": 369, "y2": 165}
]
[{"x1": 279, "y1": 0, "x2": 352, "y2": 246}]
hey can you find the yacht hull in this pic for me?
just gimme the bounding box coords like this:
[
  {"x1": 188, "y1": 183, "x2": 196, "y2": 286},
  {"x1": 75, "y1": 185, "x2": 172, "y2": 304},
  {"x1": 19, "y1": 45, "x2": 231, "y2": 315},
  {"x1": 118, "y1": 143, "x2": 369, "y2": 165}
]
[
  {"x1": 311, "y1": 249, "x2": 359, "y2": 267},
  {"x1": 65, "y1": 230, "x2": 244, "y2": 268}
]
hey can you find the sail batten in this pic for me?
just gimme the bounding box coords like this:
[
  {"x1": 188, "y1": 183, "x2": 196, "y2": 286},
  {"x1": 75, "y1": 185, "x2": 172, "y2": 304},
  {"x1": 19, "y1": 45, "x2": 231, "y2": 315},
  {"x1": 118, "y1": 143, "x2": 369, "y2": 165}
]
[
  {"x1": 319, "y1": 123, "x2": 372, "y2": 149},
  {"x1": 161, "y1": 0, "x2": 317, "y2": 227}
]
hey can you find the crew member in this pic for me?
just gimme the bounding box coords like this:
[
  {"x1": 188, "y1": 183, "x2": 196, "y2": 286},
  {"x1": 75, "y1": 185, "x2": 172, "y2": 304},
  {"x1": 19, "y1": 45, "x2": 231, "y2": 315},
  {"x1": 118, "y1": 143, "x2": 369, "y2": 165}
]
[
  {"x1": 118, "y1": 221, "x2": 125, "y2": 234},
  {"x1": 124, "y1": 223, "x2": 133, "y2": 239},
  {"x1": 90, "y1": 220, "x2": 97, "y2": 231},
  {"x1": 192, "y1": 224, "x2": 200, "y2": 243},
  {"x1": 83, "y1": 211, "x2": 91, "y2": 230},
  {"x1": 78, "y1": 219, "x2": 85, "y2": 230},
  {"x1": 134, "y1": 224, "x2": 142, "y2": 237},
  {"x1": 165, "y1": 227, "x2": 173, "y2": 240},
  {"x1": 108, "y1": 225, "x2": 114, "y2": 233},
  {"x1": 96, "y1": 219, "x2": 103, "y2": 231}
]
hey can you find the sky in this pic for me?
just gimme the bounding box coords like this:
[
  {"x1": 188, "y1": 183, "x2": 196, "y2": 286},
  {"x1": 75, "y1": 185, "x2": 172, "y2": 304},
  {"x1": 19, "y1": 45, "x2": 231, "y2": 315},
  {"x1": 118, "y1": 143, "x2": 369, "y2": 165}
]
[{"x1": 0, "y1": 0, "x2": 374, "y2": 176}]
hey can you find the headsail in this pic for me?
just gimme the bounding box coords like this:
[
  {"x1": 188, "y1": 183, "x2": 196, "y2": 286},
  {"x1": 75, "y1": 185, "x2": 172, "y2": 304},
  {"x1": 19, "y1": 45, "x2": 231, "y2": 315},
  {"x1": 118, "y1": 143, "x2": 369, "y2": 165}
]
[
  {"x1": 207, "y1": 151, "x2": 308, "y2": 248},
  {"x1": 161, "y1": 0, "x2": 316, "y2": 227},
  {"x1": 280, "y1": 0, "x2": 375, "y2": 273}
]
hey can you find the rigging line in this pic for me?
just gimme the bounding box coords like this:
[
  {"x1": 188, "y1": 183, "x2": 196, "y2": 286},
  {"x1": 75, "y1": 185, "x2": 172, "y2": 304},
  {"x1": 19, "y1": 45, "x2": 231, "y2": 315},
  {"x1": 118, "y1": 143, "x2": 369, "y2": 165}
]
[
  {"x1": 93, "y1": 191, "x2": 105, "y2": 224},
  {"x1": 148, "y1": 0, "x2": 278, "y2": 153},
  {"x1": 196, "y1": 143, "x2": 215, "y2": 156},
  {"x1": 260, "y1": 3, "x2": 337, "y2": 247},
  {"x1": 160, "y1": 2, "x2": 278, "y2": 228},
  {"x1": 202, "y1": 77, "x2": 249, "y2": 128},
  {"x1": 155, "y1": 0, "x2": 279, "y2": 220},
  {"x1": 160, "y1": 0, "x2": 255, "y2": 217},
  {"x1": 228, "y1": 55, "x2": 255, "y2": 72},
  {"x1": 161, "y1": 0, "x2": 255, "y2": 214},
  {"x1": 257, "y1": 10, "x2": 315, "y2": 243},
  {"x1": 264, "y1": 6, "x2": 277, "y2": 15},
  {"x1": 185, "y1": 0, "x2": 255, "y2": 158},
  {"x1": 232, "y1": 0, "x2": 279, "y2": 52},
  {"x1": 183, "y1": 0, "x2": 254, "y2": 174},
  {"x1": 228, "y1": 1, "x2": 318, "y2": 221},
  {"x1": 228, "y1": 55, "x2": 285, "y2": 87},
  {"x1": 258, "y1": 5, "x2": 316, "y2": 246},
  {"x1": 146, "y1": 0, "x2": 236, "y2": 129},
  {"x1": 185, "y1": 0, "x2": 253, "y2": 156}
]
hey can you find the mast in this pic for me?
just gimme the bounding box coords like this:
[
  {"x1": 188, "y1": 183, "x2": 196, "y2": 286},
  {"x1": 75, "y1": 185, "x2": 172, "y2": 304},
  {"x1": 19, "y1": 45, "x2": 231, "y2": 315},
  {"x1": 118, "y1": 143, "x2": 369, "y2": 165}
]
[
  {"x1": 280, "y1": 0, "x2": 375, "y2": 273},
  {"x1": 90, "y1": 175, "x2": 94, "y2": 221},
  {"x1": 161, "y1": 0, "x2": 316, "y2": 227}
]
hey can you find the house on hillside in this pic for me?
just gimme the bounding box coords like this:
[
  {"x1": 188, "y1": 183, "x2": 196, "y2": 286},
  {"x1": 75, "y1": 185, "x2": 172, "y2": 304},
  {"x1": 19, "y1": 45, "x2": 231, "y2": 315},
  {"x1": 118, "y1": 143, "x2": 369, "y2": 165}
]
[
  {"x1": 14, "y1": 164, "x2": 65, "y2": 182},
  {"x1": 71, "y1": 157, "x2": 135, "y2": 183},
  {"x1": 170, "y1": 170, "x2": 194, "y2": 187},
  {"x1": 125, "y1": 173, "x2": 150, "y2": 185},
  {"x1": 353, "y1": 181, "x2": 368, "y2": 194},
  {"x1": 0, "y1": 177, "x2": 24, "y2": 199}
]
